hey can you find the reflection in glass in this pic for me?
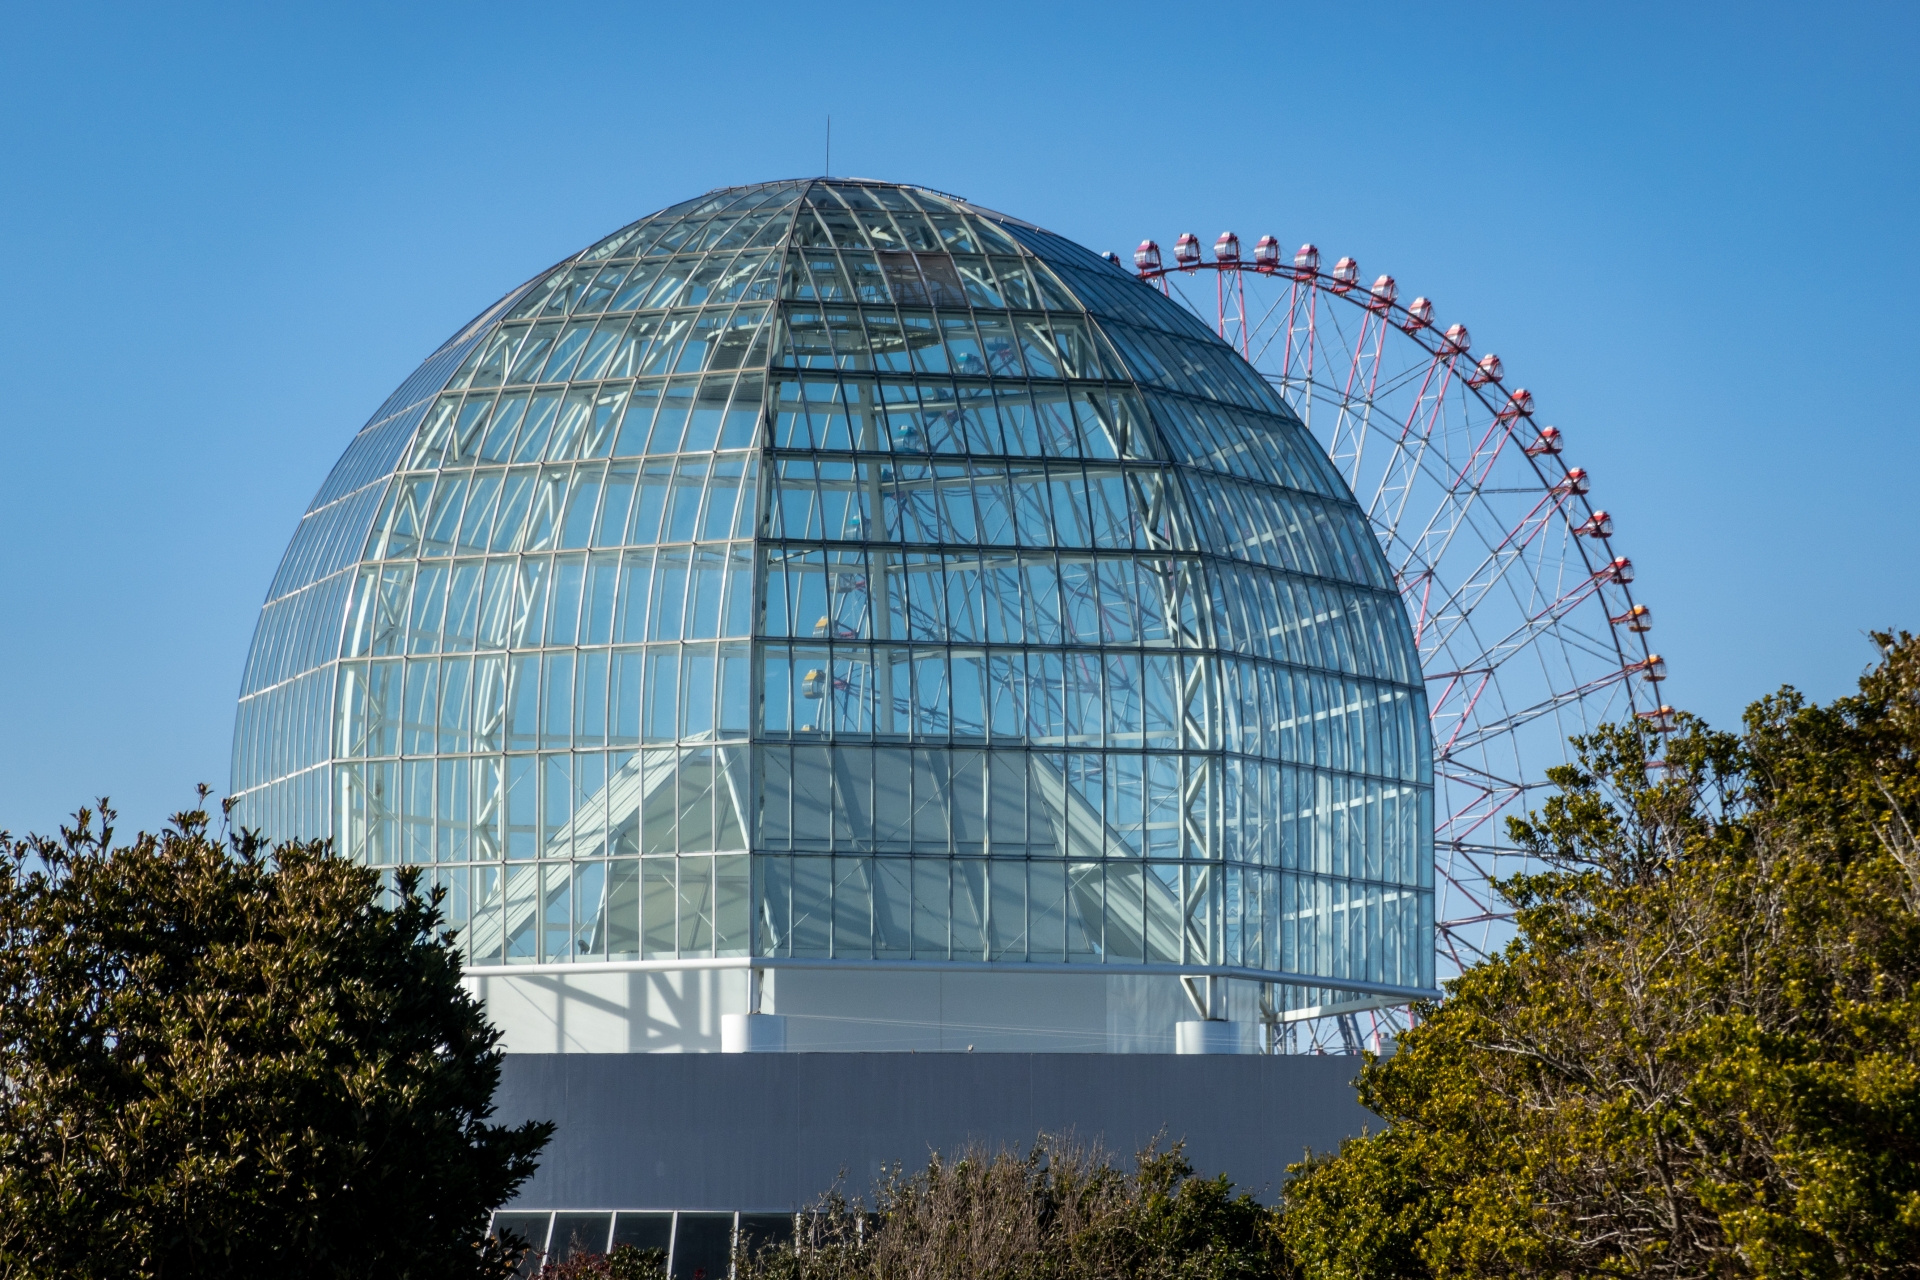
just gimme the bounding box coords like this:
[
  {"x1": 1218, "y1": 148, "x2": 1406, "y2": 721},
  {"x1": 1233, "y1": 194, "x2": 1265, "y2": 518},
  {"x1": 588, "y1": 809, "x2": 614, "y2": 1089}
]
[{"x1": 234, "y1": 179, "x2": 1434, "y2": 1000}]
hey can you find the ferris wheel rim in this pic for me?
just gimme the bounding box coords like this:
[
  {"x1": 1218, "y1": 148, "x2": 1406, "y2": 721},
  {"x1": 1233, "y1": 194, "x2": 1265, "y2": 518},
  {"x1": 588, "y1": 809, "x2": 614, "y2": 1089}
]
[
  {"x1": 1139, "y1": 256, "x2": 1662, "y2": 720},
  {"x1": 1130, "y1": 241, "x2": 1673, "y2": 1001}
]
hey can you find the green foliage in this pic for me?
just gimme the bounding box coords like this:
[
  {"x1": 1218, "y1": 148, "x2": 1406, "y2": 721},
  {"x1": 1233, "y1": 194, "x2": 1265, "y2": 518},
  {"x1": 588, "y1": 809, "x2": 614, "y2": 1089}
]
[
  {"x1": 0, "y1": 799, "x2": 553, "y2": 1279},
  {"x1": 739, "y1": 1137, "x2": 1287, "y2": 1280},
  {"x1": 1279, "y1": 633, "x2": 1920, "y2": 1278},
  {"x1": 1279, "y1": 1128, "x2": 1437, "y2": 1280}
]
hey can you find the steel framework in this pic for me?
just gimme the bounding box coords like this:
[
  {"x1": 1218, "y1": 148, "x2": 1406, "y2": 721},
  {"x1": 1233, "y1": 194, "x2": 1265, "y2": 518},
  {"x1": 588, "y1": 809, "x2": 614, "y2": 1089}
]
[{"x1": 1131, "y1": 232, "x2": 1671, "y2": 1051}]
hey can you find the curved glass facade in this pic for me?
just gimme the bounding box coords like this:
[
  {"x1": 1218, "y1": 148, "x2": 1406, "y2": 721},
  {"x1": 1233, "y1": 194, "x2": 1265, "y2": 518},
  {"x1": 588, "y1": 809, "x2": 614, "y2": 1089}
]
[{"x1": 232, "y1": 179, "x2": 1432, "y2": 998}]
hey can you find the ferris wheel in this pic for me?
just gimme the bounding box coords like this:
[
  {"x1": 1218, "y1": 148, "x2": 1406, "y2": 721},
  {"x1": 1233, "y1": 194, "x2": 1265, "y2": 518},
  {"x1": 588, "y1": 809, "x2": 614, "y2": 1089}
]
[{"x1": 1130, "y1": 230, "x2": 1671, "y2": 1041}]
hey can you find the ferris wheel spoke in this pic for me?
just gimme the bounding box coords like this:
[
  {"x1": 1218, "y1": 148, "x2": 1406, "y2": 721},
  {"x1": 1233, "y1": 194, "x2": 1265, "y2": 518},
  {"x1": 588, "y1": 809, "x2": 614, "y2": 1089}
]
[
  {"x1": 1370, "y1": 361, "x2": 1468, "y2": 553},
  {"x1": 1309, "y1": 320, "x2": 1371, "y2": 456},
  {"x1": 1135, "y1": 240, "x2": 1665, "y2": 998},
  {"x1": 1326, "y1": 315, "x2": 1376, "y2": 487},
  {"x1": 1374, "y1": 441, "x2": 1443, "y2": 571},
  {"x1": 1436, "y1": 893, "x2": 1503, "y2": 939},
  {"x1": 1437, "y1": 794, "x2": 1522, "y2": 852},
  {"x1": 1332, "y1": 346, "x2": 1450, "y2": 407},
  {"x1": 1276, "y1": 278, "x2": 1302, "y2": 379},
  {"x1": 1428, "y1": 669, "x2": 1495, "y2": 762},
  {"x1": 1418, "y1": 554, "x2": 1610, "y2": 680},
  {"x1": 1437, "y1": 908, "x2": 1507, "y2": 930},
  {"x1": 1444, "y1": 393, "x2": 1532, "y2": 497},
  {"x1": 1434, "y1": 756, "x2": 1534, "y2": 802},
  {"x1": 1422, "y1": 665, "x2": 1483, "y2": 747},
  {"x1": 1435, "y1": 859, "x2": 1504, "y2": 916},
  {"x1": 1436, "y1": 598, "x2": 1628, "y2": 694},
  {"x1": 1432, "y1": 761, "x2": 1527, "y2": 812},
  {"x1": 1296, "y1": 287, "x2": 1319, "y2": 416},
  {"x1": 1399, "y1": 488, "x2": 1584, "y2": 659},
  {"x1": 1443, "y1": 839, "x2": 1534, "y2": 868},
  {"x1": 1418, "y1": 439, "x2": 1566, "y2": 583},
  {"x1": 1242, "y1": 287, "x2": 1294, "y2": 369},
  {"x1": 1438, "y1": 666, "x2": 1636, "y2": 759},
  {"x1": 1340, "y1": 314, "x2": 1395, "y2": 496},
  {"x1": 1437, "y1": 833, "x2": 1506, "y2": 883},
  {"x1": 1435, "y1": 925, "x2": 1495, "y2": 967},
  {"x1": 1433, "y1": 771, "x2": 1531, "y2": 833},
  {"x1": 1392, "y1": 478, "x2": 1520, "y2": 618}
]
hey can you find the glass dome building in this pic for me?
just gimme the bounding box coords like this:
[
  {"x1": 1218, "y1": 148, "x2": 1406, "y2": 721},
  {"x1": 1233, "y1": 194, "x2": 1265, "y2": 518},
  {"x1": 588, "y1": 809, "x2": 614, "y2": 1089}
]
[{"x1": 231, "y1": 179, "x2": 1433, "y2": 1053}]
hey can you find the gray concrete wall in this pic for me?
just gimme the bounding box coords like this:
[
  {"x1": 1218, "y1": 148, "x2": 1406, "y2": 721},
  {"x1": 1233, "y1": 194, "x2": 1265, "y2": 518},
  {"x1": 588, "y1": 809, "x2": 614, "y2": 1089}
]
[{"x1": 494, "y1": 1052, "x2": 1376, "y2": 1211}]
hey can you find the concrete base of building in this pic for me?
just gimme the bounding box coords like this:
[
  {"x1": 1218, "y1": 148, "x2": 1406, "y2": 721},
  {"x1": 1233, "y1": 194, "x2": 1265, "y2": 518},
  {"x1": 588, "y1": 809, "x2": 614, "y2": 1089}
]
[
  {"x1": 492, "y1": 1050, "x2": 1375, "y2": 1213},
  {"x1": 469, "y1": 967, "x2": 1277, "y2": 1054},
  {"x1": 720, "y1": 1013, "x2": 788, "y2": 1052},
  {"x1": 1175, "y1": 1019, "x2": 1260, "y2": 1053}
]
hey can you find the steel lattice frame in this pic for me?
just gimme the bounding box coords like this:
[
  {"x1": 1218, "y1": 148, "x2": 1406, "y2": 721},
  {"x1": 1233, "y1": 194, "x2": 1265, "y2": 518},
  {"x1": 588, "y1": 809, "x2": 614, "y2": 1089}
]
[{"x1": 1135, "y1": 235, "x2": 1670, "y2": 1044}]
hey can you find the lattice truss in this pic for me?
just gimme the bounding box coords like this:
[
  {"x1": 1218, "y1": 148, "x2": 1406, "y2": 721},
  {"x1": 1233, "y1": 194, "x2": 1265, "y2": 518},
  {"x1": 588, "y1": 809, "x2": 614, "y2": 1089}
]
[
  {"x1": 1136, "y1": 233, "x2": 1670, "y2": 1048},
  {"x1": 233, "y1": 182, "x2": 1442, "y2": 1029}
]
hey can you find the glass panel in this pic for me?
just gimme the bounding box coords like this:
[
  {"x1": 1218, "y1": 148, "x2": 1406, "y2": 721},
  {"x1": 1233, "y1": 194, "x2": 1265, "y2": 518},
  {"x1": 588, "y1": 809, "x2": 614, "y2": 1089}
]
[
  {"x1": 672, "y1": 1214, "x2": 735, "y2": 1280},
  {"x1": 572, "y1": 860, "x2": 606, "y2": 958},
  {"x1": 551, "y1": 1213, "x2": 612, "y2": 1260},
  {"x1": 612, "y1": 1212, "x2": 673, "y2": 1253},
  {"x1": 737, "y1": 1214, "x2": 794, "y2": 1262},
  {"x1": 606, "y1": 859, "x2": 641, "y2": 957},
  {"x1": 643, "y1": 859, "x2": 676, "y2": 956},
  {"x1": 492, "y1": 1212, "x2": 552, "y2": 1257},
  {"x1": 249, "y1": 184, "x2": 1433, "y2": 1001}
]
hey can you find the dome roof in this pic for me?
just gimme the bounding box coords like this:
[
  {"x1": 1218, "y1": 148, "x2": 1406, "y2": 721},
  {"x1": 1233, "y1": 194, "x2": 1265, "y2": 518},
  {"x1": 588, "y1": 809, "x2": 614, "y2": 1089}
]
[{"x1": 232, "y1": 179, "x2": 1431, "y2": 1000}]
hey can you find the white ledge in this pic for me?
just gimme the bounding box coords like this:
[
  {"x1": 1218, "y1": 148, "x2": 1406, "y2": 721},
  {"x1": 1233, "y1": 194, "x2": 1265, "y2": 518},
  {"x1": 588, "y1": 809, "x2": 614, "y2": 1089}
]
[{"x1": 461, "y1": 955, "x2": 1440, "y2": 1003}]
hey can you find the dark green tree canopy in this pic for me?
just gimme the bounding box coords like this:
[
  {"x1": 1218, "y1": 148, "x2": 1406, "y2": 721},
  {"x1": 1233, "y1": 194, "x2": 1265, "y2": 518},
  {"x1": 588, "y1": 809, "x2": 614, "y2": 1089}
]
[
  {"x1": 0, "y1": 801, "x2": 551, "y2": 1279},
  {"x1": 1281, "y1": 633, "x2": 1920, "y2": 1279}
]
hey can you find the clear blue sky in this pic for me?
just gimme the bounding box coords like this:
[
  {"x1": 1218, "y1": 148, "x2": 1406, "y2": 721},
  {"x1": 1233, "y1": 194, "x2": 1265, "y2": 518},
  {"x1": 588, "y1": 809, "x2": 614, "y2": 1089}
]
[{"x1": 2, "y1": 2, "x2": 1914, "y2": 838}]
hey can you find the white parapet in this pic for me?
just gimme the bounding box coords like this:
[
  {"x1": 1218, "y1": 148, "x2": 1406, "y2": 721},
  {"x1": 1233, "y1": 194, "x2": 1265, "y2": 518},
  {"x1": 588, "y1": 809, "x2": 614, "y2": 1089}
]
[
  {"x1": 720, "y1": 1013, "x2": 788, "y2": 1053},
  {"x1": 467, "y1": 966, "x2": 1199, "y2": 1053},
  {"x1": 1175, "y1": 1019, "x2": 1255, "y2": 1054}
]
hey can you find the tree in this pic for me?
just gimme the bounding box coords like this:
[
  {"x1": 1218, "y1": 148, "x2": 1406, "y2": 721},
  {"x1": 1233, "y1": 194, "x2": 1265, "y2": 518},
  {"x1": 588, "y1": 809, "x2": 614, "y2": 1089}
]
[
  {"x1": 1280, "y1": 633, "x2": 1920, "y2": 1278},
  {"x1": 0, "y1": 798, "x2": 552, "y2": 1279},
  {"x1": 1279, "y1": 1127, "x2": 1439, "y2": 1280},
  {"x1": 739, "y1": 1136, "x2": 1288, "y2": 1280}
]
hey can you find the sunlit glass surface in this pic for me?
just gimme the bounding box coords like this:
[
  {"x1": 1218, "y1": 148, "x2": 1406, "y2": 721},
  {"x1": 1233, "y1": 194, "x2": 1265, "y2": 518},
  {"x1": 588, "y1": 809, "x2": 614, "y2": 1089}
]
[{"x1": 230, "y1": 180, "x2": 1434, "y2": 1004}]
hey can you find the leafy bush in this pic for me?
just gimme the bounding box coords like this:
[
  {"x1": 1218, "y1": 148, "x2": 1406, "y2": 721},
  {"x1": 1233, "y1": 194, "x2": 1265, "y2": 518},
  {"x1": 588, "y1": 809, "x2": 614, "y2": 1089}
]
[
  {"x1": 1280, "y1": 633, "x2": 1920, "y2": 1278},
  {"x1": 738, "y1": 1136, "x2": 1285, "y2": 1280},
  {"x1": 0, "y1": 798, "x2": 551, "y2": 1279},
  {"x1": 535, "y1": 1245, "x2": 667, "y2": 1279}
]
